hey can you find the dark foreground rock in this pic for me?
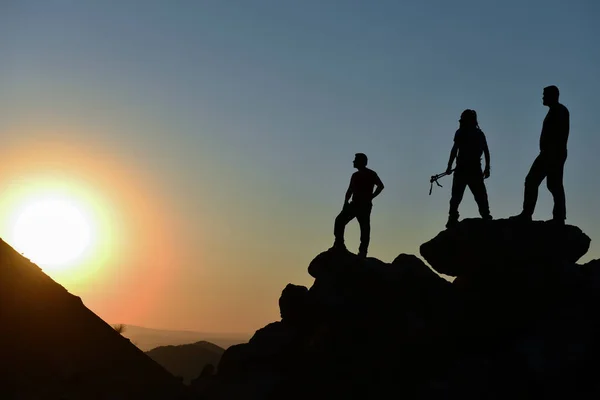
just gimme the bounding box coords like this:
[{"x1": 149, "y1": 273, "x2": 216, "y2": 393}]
[
  {"x1": 0, "y1": 239, "x2": 191, "y2": 400},
  {"x1": 194, "y1": 220, "x2": 600, "y2": 400},
  {"x1": 420, "y1": 218, "x2": 590, "y2": 277}
]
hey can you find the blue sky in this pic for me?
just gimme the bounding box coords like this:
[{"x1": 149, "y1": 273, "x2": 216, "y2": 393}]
[{"x1": 1, "y1": 0, "x2": 599, "y2": 332}]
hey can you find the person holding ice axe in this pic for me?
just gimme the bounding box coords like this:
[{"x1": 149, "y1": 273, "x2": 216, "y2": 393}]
[{"x1": 442, "y1": 109, "x2": 492, "y2": 228}]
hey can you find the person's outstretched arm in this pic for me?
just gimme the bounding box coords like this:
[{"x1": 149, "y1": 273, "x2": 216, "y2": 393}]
[{"x1": 372, "y1": 174, "x2": 385, "y2": 200}]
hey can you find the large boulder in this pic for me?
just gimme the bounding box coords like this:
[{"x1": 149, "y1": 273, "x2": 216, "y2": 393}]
[
  {"x1": 420, "y1": 218, "x2": 590, "y2": 277},
  {"x1": 279, "y1": 284, "x2": 310, "y2": 327}
]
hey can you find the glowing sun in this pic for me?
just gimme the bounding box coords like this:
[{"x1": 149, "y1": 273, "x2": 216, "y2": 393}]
[{"x1": 12, "y1": 197, "x2": 93, "y2": 270}]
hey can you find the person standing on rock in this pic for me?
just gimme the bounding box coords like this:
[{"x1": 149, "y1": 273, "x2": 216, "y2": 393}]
[
  {"x1": 511, "y1": 85, "x2": 570, "y2": 225},
  {"x1": 445, "y1": 109, "x2": 492, "y2": 228},
  {"x1": 332, "y1": 153, "x2": 384, "y2": 258}
]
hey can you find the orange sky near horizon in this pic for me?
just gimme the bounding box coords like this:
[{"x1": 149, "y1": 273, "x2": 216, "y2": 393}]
[
  {"x1": 0, "y1": 122, "x2": 206, "y2": 332},
  {"x1": 0, "y1": 111, "x2": 317, "y2": 336}
]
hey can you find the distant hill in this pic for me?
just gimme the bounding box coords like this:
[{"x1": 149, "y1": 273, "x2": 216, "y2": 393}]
[
  {"x1": 0, "y1": 238, "x2": 189, "y2": 399},
  {"x1": 118, "y1": 324, "x2": 249, "y2": 351},
  {"x1": 146, "y1": 341, "x2": 225, "y2": 384}
]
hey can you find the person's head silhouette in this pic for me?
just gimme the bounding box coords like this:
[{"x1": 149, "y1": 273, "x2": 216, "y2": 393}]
[
  {"x1": 543, "y1": 85, "x2": 560, "y2": 107},
  {"x1": 353, "y1": 153, "x2": 368, "y2": 170},
  {"x1": 459, "y1": 109, "x2": 478, "y2": 129}
]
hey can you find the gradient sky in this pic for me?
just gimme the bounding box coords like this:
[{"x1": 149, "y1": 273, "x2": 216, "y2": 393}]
[{"x1": 1, "y1": 0, "x2": 599, "y2": 334}]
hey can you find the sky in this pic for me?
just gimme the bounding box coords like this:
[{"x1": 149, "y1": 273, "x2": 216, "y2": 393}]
[{"x1": 1, "y1": 0, "x2": 599, "y2": 334}]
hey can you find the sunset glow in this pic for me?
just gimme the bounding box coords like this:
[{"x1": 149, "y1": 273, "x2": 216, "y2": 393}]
[
  {"x1": 2, "y1": 1, "x2": 598, "y2": 337},
  {"x1": 11, "y1": 196, "x2": 94, "y2": 271}
]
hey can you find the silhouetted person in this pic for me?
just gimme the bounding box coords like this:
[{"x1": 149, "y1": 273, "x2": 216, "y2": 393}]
[
  {"x1": 512, "y1": 86, "x2": 569, "y2": 225},
  {"x1": 332, "y1": 153, "x2": 384, "y2": 257},
  {"x1": 445, "y1": 109, "x2": 492, "y2": 228}
]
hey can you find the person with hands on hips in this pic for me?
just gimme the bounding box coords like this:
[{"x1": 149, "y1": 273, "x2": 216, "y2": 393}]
[{"x1": 332, "y1": 153, "x2": 384, "y2": 258}]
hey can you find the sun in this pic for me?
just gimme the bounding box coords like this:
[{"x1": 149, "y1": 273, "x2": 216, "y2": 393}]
[{"x1": 12, "y1": 197, "x2": 94, "y2": 271}]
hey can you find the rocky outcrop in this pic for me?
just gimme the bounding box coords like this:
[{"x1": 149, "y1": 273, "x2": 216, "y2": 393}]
[
  {"x1": 420, "y1": 218, "x2": 590, "y2": 277},
  {"x1": 194, "y1": 219, "x2": 600, "y2": 399}
]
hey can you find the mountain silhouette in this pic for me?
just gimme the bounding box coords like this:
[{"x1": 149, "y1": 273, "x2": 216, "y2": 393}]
[
  {"x1": 146, "y1": 341, "x2": 224, "y2": 384},
  {"x1": 193, "y1": 219, "x2": 600, "y2": 399},
  {"x1": 0, "y1": 238, "x2": 190, "y2": 399},
  {"x1": 119, "y1": 324, "x2": 248, "y2": 351}
]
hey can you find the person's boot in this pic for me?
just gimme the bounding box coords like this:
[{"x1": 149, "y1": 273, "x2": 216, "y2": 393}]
[
  {"x1": 357, "y1": 250, "x2": 367, "y2": 258},
  {"x1": 481, "y1": 213, "x2": 493, "y2": 221},
  {"x1": 509, "y1": 212, "x2": 532, "y2": 222},
  {"x1": 446, "y1": 215, "x2": 459, "y2": 229},
  {"x1": 548, "y1": 217, "x2": 565, "y2": 226},
  {"x1": 330, "y1": 240, "x2": 347, "y2": 252}
]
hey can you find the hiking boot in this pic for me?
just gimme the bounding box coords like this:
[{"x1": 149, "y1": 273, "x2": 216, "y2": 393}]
[
  {"x1": 548, "y1": 218, "x2": 565, "y2": 226},
  {"x1": 509, "y1": 212, "x2": 532, "y2": 222},
  {"x1": 481, "y1": 214, "x2": 493, "y2": 221},
  {"x1": 330, "y1": 241, "x2": 347, "y2": 252},
  {"x1": 446, "y1": 216, "x2": 459, "y2": 229},
  {"x1": 357, "y1": 250, "x2": 367, "y2": 259}
]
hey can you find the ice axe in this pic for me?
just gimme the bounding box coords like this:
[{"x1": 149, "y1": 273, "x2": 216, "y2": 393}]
[{"x1": 429, "y1": 169, "x2": 454, "y2": 195}]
